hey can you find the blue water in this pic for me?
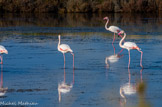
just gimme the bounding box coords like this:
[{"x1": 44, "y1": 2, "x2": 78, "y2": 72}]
[{"x1": 0, "y1": 13, "x2": 161, "y2": 107}]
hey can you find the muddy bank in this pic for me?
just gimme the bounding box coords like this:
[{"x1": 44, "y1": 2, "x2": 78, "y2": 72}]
[{"x1": 0, "y1": 0, "x2": 161, "y2": 13}]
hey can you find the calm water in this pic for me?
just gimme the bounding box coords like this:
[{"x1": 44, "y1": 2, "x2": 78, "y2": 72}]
[{"x1": 0, "y1": 13, "x2": 162, "y2": 107}]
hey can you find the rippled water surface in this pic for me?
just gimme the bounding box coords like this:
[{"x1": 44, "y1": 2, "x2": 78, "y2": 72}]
[{"x1": 0, "y1": 13, "x2": 162, "y2": 107}]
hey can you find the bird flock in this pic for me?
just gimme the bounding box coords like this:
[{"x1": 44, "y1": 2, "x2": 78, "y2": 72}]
[
  {"x1": 57, "y1": 16, "x2": 143, "y2": 69},
  {"x1": 0, "y1": 16, "x2": 144, "y2": 103},
  {"x1": 0, "y1": 16, "x2": 143, "y2": 68}
]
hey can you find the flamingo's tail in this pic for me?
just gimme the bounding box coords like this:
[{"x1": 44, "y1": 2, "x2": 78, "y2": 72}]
[{"x1": 133, "y1": 46, "x2": 141, "y2": 51}]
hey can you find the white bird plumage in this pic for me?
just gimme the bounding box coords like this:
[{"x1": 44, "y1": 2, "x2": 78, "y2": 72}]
[
  {"x1": 0, "y1": 45, "x2": 8, "y2": 64},
  {"x1": 108, "y1": 25, "x2": 122, "y2": 34},
  {"x1": 121, "y1": 40, "x2": 140, "y2": 51},
  {"x1": 58, "y1": 35, "x2": 74, "y2": 68},
  {"x1": 58, "y1": 44, "x2": 73, "y2": 53},
  {"x1": 0, "y1": 45, "x2": 8, "y2": 54},
  {"x1": 103, "y1": 16, "x2": 124, "y2": 36},
  {"x1": 104, "y1": 16, "x2": 124, "y2": 55},
  {"x1": 119, "y1": 32, "x2": 143, "y2": 68}
]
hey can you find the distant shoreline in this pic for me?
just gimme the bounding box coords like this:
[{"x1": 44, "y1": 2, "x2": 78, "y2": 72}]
[{"x1": 0, "y1": 0, "x2": 161, "y2": 13}]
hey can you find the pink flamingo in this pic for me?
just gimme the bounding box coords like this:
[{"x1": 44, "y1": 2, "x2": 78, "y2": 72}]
[
  {"x1": 0, "y1": 45, "x2": 8, "y2": 64},
  {"x1": 103, "y1": 16, "x2": 124, "y2": 54},
  {"x1": 58, "y1": 35, "x2": 74, "y2": 68},
  {"x1": 119, "y1": 31, "x2": 143, "y2": 68}
]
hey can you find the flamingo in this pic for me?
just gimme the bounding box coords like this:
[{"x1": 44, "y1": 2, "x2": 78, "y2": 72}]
[
  {"x1": 58, "y1": 35, "x2": 74, "y2": 68},
  {"x1": 0, "y1": 45, "x2": 8, "y2": 64},
  {"x1": 119, "y1": 31, "x2": 143, "y2": 68},
  {"x1": 103, "y1": 16, "x2": 124, "y2": 54}
]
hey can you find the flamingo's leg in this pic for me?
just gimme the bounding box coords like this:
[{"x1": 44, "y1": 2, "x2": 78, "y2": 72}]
[
  {"x1": 138, "y1": 50, "x2": 143, "y2": 68},
  {"x1": 128, "y1": 50, "x2": 131, "y2": 68},
  {"x1": 73, "y1": 68, "x2": 75, "y2": 84},
  {"x1": 64, "y1": 68, "x2": 66, "y2": 83},
  {"x1": 128, "y1": 68, "x2": 131, "y2": 84},
  {"x1": 118, "y1": 33, "x2": 125, "y2": 42},
  {"x1": 112, "y1": 33, "x2": 116, "y2": 55},
  {"x1": 112, "y1": 33, "x2": 115, "y2": 44},
  {"x1": 71, "y1": 53, "x2": 75, "y2": 69},
  {"x1": 118, "y1": 34, "x2": 123, "y2": 38},
  {"x1": 0, "y1": 56, "x2": 3, "y2": 64},
  {"x1": 63, "y1": 53, "x2": 65, "y2": 68},
  {"x1": 118, "y1": 48, "x2": 124, "y2": 55}
]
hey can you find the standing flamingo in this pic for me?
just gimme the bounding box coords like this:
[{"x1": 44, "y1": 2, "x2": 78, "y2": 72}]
[
  {"x1": 0, "y1": 45, "x2": 8, "y2": 64},
  {"x1": 119, "y1": 31, "x2": 143, "y2": 68},
  {"x1": 103, "y1": 16, "x2": 124, "y2": 54},
  {"x1": 58, "y1": 35, "x2": 74, "y2": 68},
  {"x1": 103, "y1": 17, "x2": 124, "y2": 41}
]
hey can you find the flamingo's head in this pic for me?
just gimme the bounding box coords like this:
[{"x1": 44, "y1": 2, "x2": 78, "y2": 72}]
[
  {"x1": 103, "y1": 17, "x2": 109, "y2": 20},
  {"x1": 58, "y1": 35, "x2": 61, "y2": 39},
  {"x1": 118, "y1": 30, "x2": 125, "y2": 36}
]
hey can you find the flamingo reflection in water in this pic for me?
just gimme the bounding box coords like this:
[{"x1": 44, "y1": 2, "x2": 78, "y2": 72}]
[
  {"x1": 105, "y1": 54, "x2": 123, "y2": 79},
  {"x1": 58, "y1": 68, "x2": 74, "y2": 102},
  {"x1": 120, "y1": 68, "x2": 143, "y2": 106},
  {"x1": 0, "y1": 64, "x2": 8, "y2": 97},
  {"x1": 105, "y1": 54, "x2": 123, "y2": 69}
]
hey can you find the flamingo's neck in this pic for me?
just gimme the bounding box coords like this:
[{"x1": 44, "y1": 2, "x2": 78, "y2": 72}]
[
  {"x1": 120, "y1": 88, "x2": 126, "y2": 103},
  {"x1": 119, "y1": 33, "x2": 126, "y2": 49},
  {"x1": 105, "y1": 19, "x2": 109, "y2": 31}
]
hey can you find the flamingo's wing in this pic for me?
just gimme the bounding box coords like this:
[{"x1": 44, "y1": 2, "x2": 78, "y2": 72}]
[
  {"x1": 0, "y1": 45, "x2": 8, "y2": 54},
  {"x1": 123, "y1": 42, "x2": 137, "y2": 49},
  {"x1": 60, "y1": 44, "x2": 70, "y2": 50},
  {"x1": 0, "y1": 45, "x2": 6, "y2": 50},
  {"x1": 109, "y1": 26, "x2": 122, "y2": 33},
  {"x1": 59, "y1": 44, "x2": 73, "y2": 52}
]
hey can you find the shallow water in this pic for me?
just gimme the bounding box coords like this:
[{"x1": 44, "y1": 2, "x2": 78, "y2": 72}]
[{"x1": 0, "y1": 13, "x2": 162, "y2": 107}]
